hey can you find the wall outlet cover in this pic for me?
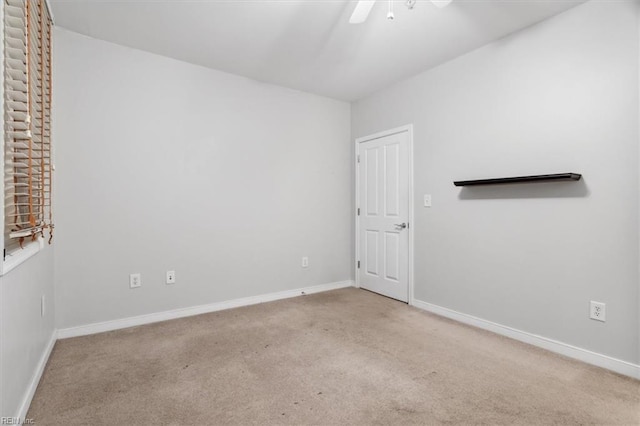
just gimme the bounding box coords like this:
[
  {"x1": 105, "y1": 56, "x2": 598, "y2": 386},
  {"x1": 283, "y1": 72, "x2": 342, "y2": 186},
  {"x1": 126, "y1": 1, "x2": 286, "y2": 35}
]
[
  {"x1": 130, "y1": 273, "x2": 142, "y2": 289},
  {"x1": 590, "y1": 301, "x2": 606, "y2": 322},
  {"x1": 166, "y1": 270, "x2": 176, "y2": 284}
]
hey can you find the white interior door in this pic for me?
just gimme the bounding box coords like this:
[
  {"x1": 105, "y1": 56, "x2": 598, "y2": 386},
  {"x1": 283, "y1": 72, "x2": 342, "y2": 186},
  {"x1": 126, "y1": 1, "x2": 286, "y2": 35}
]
[{"x1": 357, "y1": 129, "x2": 410, "y2": 302}]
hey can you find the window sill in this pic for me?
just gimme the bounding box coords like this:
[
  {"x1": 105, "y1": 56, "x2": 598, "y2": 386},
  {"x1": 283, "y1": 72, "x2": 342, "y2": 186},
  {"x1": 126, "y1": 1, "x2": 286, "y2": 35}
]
[{"x1": 1, "y1": 237, "x2": 44, "y2": 276}]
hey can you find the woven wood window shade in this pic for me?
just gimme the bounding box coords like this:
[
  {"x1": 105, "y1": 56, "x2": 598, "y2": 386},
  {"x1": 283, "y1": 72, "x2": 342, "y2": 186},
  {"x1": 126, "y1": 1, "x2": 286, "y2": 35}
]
[{"x1": 3, "y1": 0, "x2": 53, "y2": 254}]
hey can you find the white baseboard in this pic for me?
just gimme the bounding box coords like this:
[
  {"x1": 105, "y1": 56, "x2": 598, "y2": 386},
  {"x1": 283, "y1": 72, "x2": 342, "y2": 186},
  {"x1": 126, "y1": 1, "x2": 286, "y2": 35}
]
[
  {"x1": 58, "y1": 280, "x2": 355, "y2": 339},
  {"x1": 15, "y1": 329, "x2": 57, "y2": 422},
  {"x1": 412, "y1": 299, "x2": 640, "y2": 380}
]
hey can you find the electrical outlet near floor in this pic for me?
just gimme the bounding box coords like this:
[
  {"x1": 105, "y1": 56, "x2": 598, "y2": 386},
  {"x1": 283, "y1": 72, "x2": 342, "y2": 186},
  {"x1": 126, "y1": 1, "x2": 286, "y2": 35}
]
[
  {"x1": 166, "y1": 270, "x2": 176, "y2": 284},
  {"x1": 129, "y1": 273, "x2": 142, "y2": 289},
  {"x1": 590, "y1": 301, "x2": 606, "y2": 322},
  {"x1": 302, "y1": 257, "x2": 309, "y2": 268}
]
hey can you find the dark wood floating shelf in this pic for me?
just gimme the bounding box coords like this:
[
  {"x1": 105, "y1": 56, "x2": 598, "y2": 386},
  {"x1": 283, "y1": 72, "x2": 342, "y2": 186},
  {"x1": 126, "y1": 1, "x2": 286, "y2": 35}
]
[{"x1": 454, "y1": 173, "x2": 582, "y2": 187}]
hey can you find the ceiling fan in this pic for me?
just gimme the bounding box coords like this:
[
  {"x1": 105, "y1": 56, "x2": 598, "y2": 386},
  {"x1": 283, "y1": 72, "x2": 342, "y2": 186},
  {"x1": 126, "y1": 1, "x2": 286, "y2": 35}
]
[{"x1": 349, "y1": 0, "x2": 453, "y2": 24}]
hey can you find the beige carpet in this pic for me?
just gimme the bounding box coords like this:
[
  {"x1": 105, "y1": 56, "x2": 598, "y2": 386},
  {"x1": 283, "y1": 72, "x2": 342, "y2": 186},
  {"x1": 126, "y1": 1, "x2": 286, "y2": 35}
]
[{"x1": 28, "y1": 288, "x2": 639, "y2": 425}]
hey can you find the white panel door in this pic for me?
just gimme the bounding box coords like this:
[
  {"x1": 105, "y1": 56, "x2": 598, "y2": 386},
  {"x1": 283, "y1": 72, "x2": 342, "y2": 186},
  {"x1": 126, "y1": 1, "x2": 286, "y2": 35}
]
[{"x1": 357, "y1": 130, "x2": 409, "y2": 302}]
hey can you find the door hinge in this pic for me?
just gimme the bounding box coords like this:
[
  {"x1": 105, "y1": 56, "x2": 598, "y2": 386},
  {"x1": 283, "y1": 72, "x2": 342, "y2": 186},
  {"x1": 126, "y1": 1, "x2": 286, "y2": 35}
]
[
  {"x1": 357, "y1": 155, "x2": 360, "y2": 163},
  {"x1": 357, "y1": 260, "x2": 360, "y2": 269},
  {"x1": 357, "y1": 208, "x2": 360, "y2": 216}
]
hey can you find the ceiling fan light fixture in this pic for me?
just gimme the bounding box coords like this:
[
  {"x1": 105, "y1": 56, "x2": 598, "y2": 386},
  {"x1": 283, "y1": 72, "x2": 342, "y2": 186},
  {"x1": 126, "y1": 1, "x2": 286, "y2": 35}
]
[
  {"x1": 431, "y1": 0, "x2": 453, "y2": 8},
  {"x1": 350, "y1": 0, "x2": 453, "y2": 24}
]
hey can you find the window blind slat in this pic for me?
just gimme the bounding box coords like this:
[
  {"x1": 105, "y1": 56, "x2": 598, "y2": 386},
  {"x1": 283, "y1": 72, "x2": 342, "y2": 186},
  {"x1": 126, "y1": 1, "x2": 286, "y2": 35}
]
[
  {"x1": 5, "y1": 26, "x2": 25, "y2": 40},
  {"x1": 7, "y1": 89, "x2": 28, "y2": 102},
  {"x1": 6, "y1": 46, "x2": 25, "y2": 61},
  {"x1": 5, "y1": 16, "x2": 24, "y2": 29},
  {"x1": 7, "y1": 69, "x2": 27, "y2": 83},
  {"x1": 5, "y1": 4, "x2": 23, "y2": 17},
  {"x1": 5, "y1": 36, "x2": 24, "y2": 50},
  {"x1": 7, "y1": 110, "x2": 28, "y2": 121},
  {"x1": 5, "y1": 79, "x2": 27, "y2": 92},
  {"x1": 6, "y1": 0, "x2": 25, "y2": 8},
  {"x1": 7, "y1": 129, "x2": 32, "y2": 138}
]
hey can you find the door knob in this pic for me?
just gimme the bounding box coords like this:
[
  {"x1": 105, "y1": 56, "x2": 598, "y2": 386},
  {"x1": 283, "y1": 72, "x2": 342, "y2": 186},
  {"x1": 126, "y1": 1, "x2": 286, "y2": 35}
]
[{"x1": 394, "y1": 223, "x2": 407, "y2": 230}]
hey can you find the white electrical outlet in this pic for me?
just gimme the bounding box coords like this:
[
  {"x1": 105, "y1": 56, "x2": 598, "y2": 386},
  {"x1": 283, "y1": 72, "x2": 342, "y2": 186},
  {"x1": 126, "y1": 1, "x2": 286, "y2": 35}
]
[
  {"x1": 41, "y1": 295, "x2": 45, "y2": 317},
  {"x1": 129, "y1": 273, "x2": 142, "y2": 289},
  {"x1": 590, "y1": 301, "x2": 606, "y2": 322},
  {"x1": 166, "y1": 270, "x2": 176, "y2": 284},
  {"x1": 302, "y1": 257, "x2": 309, "y2": 268}
]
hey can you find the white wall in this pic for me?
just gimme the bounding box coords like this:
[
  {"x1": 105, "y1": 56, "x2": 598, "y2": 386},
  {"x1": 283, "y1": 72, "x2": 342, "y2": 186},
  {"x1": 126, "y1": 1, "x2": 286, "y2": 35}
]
[
  {"x1": 53, "y1": 29, "x2": 352, "y2": 329},
  {"x1": 353, "y1": 0, "x2": 639, "y2": 364},
  {"x1": 0, "y1": 247, "x2": 56, "y2": 418}
]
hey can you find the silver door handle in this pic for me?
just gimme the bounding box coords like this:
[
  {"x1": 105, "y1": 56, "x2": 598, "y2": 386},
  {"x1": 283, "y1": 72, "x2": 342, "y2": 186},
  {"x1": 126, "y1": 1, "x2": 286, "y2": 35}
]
[{"x1": 394, "y1": 223, "x2": 407, "y2": 230}]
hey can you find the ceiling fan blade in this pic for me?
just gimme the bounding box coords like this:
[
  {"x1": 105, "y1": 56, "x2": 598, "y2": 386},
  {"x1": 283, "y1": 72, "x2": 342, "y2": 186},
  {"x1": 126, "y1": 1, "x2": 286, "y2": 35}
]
[
  {"x1": 431, "y1": 0, "x2": 453, "y2": 8},
  {"x1": 349, "y1": 0, "x2": 376, "y2": 24}
]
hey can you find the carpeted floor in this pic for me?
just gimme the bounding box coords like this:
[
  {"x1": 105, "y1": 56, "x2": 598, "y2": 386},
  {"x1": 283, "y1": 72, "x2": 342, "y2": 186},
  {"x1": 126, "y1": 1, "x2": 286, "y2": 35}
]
[{"x1": 28, "y1": 288, "x2": 639, "y2": 425}]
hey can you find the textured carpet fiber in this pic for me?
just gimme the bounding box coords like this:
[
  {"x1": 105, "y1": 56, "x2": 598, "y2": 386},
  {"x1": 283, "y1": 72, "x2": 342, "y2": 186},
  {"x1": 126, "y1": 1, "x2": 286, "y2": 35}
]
[{"x1": 29, "y1": 288, "x2": 639, "y2": 425}]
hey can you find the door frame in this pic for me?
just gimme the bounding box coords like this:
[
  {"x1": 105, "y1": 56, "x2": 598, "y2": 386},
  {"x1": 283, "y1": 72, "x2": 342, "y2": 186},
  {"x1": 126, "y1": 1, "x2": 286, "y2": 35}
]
[{"x1": 354, "y1": 124, "x2": 415, "y2": 305}]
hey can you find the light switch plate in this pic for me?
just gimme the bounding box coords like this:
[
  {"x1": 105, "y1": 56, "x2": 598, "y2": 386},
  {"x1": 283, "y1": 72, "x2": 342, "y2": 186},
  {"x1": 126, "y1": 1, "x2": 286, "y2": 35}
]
[{"x1": 424, "y1": 194, "x2": 432, "y2": 207}]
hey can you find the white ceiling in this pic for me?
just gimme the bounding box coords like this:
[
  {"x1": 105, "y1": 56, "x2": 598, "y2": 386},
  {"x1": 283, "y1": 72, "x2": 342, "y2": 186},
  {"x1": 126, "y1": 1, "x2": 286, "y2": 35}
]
[{"x1": 50, "y1": 0, "x2": 586, "y2": 101}]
